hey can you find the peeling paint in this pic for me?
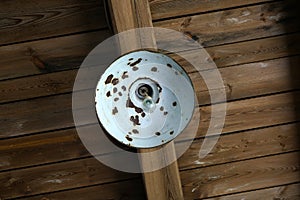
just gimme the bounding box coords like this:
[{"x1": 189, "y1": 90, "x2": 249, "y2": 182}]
[
  {"x1": 241, "y1": 10, "x2": 251, "y2": 16},
  {"x1": 45, "y1": 179, "x2": 63, "y2": 184},
  {"x1": 267, "y1": 13, "x2": 282, "y2": 21},
  {"x1": 193, "y1": 160, "x2": 206, "y2": 165},
  {"x1": 259, "y1": 62, "x2": 269, "y2": 68},
  {"x1": 192, "y1": 186, "x2": 199, "y2": 193},
  {"x1": 226, "y1": 18, "x2": 252, "y2": 24}
]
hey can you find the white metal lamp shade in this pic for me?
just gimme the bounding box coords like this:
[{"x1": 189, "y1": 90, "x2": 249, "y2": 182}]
[{"x1": 95, "y1": 50, "x2": 195, "y2": 148}]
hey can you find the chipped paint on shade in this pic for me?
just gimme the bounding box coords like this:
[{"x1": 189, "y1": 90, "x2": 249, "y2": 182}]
[{"x1": 95, "y1": 50, "x2": 195, "y2": 148}]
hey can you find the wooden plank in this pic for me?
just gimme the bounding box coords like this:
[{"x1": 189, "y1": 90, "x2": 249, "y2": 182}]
[
  {"x1": 178, "y1": 123, "x2": 300, "y2": 170},
  {"x1": 0, "y1": 30, "x2": 111, "y2": 81},
  {"x1": 0, "y1": 150, "x2": 298, "y2": 199},
  {"x1": 0, "y1": 1, "x2": 297, "y2": 80},
  {"x1": 154, "y1": 1, "x2": 300, "y2": 47},
  {"x1": 203, "y1": 183, "x2": 300, "y2": 200},
  {"x1": 0, "y1": 0, "x2": 107, "y2": 45},
  {"x1": 0, "y1": 70, "x2": 78, "y2": 103},
  {"x1": 182, "y1": 91, "x2": 299, "y2": 140},
  {"x1": 0, "y1": 127, "x2": 89, "y2": 171},
  {"x1": 181, "y1": 152, "x2": 300, "y2": 199},
  {"x1": 177, "y1": 33, "x2": 300, "y2": 74},
  {"x1": 0, "y1": 93, "x2": 299, "y2": 170},
  {"x1": 17, "y1": 182, "x2": 300, "y2": 200},
  {"x1": 1, "y1": 119, "x2": 298, "y2": 174},
  {"x1": 149, "y1": 0, "x2": 272, "y2": 20},
  {"x1": 0, "y1": 86, "x2": 298, "y2": 142},
  {"x1": 19, "y1": 179, "x2": 146, "y2": 200},
  {"x1": 1, "y1": 1, "x2": 298, "y2": 200},
  {"x1": 206, "y1": 33, "x2": 300, "y2": 68},
  {"x1": 1, "y1": 24, "x2": 298, "y2": 82},
  {"x1": 0, "y1": 0, "x2": 276, "y2": 45},
  {"x1": 0, "y1": 93, "x2": 74, "y2": 138},
  {"x1": 1, "y1": 0, "x2": 291, "y2": 46},
  {"x1": 0, "y1": 156, "x2": 139, "y2": 199},
  {"x1": 108, "y1": 1, "x2": 183, "y2": 199},
  {"x1": 1, "y1": 38, "x2": 299, "y2": 104},
  {"x1": 191, "y1": 56, "x2": 300, "y2": 104}
]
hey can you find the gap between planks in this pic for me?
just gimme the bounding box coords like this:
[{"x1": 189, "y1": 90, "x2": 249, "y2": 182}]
[{"x1": 1, "y1": 0, "x2": 299, "y2": 81}]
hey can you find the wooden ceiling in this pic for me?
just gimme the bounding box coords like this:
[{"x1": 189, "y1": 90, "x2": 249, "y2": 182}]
[{"x1": 0, "y1": 0, "x2": 299, "y2": 199}]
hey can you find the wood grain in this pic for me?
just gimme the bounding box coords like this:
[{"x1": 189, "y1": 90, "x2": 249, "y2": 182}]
[
  {"x1": 0, "y1": 87, "x2": 298, "y2": 143},
  {"x1": 0, "y1": 93, "x2": 297, "y2": 170},
  {"x1": 184, "y1": 91, "x2": 299, "y2": 140},
  {"x1": 19, "y1": 179, "x2": 146, "y2": 200},
  {"x1": 0, "y1": 127, "x2": 89, "y2": 171},
  {"x1": 181, "y1": 152, "x2": 300, "y2": 199},
  {"x1": 0, "y1": 0, "x2": 276, "y2": 45},
  {"x1": 0, "y1": 1, "x2": 299, "y2": 199},
  {"x1": 1, "y1": 11, "x2": 299, "y2": 80},
  {"x1": 0, "y1": 156, "x2": 139, "y2": 199},
  {"x1": 108, "y1": 0, "x2": 183, "y2": 199},
  {"x1": 1, "y1": 118, "x2": 298, "y2": 173},
  {"x1": 204, "y1": 183, "x2": 300, "y2": 200},
  {"x1": 206, "y1": 33, "x2": 300, "y2": 68},
  {"x1": 0, "y1": 0, "x2": 107, "y2": 45},
  {"x1": 155, "y1": 1, "x2": 300, "y2": 47},
  {"x1": 185, "y1": 56, "x2": 300, "y2": 105},
  {"x1": 176, "y1": 33, "x2": 300, "y2": 74},
  {"x1": 16, "y1": 182, "x2": 300, "y2": 200},
  {"x1": 149, "y1": 0, "x2": 272, "y2": 20},
  {"x1": 139, "y1": 142, "x2": 184, "y2": 200},
  {"x1": 0, "y1": 151, "x2": 298, "y2": 199},
  {"x1": 178, "y1": 123, "x2": 300, "y2": 170},
  {"x1": 1, "y1": 38, "x2": 299, "y2": 104},
  {"x1": 0, "y1": 30, "x2": 111, "y2": 81}
]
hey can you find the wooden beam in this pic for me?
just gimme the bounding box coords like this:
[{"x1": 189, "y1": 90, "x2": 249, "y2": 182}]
[{"x1": 108, "y1": 0, "x2": 184, "y2": 199}]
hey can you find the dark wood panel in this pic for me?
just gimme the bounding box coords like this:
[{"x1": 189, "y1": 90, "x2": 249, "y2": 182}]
[
  {"x1": 0, "y1": 0, "x2": 275, "y2": 45},
  {"x1": 0, "y1": 93, "x2": 74, "y2": 138},
  {"x1": 17, "y1": 182, "x2": 300, "y2": 200},
  {"x1": 185, "y1": 91, "x2": 299, "y2": 140},
  {"x1": 203, "y1": 183, "x2": 300, "y2": 200},
  {"x1": 0, "y1": 127, "x2": 89, "y2": 171},
  {"x1": 0, "y1": 115, "x2": 298, "y2": 174},
  {"x1": 0, "y1": 151, "x2": 298, "y2": 199},
  {"x1": 1, "y1": 23, "x2": 299, "y2": 81},
  {"x1": 149, "y1": 0, "x2": 271, "y2": 20},
  {"x1": 191, "y1": 56, "x2": 300, "y2": 104},
  {"x1": 178, "y1": 123, "x2": 300, "y2": 170},
  {"x1": 1, "y1": 36, "x2": 299, "y2": 104},
  {"x1": 0, "y1": 0, "x2": 107, "y2": 45},
  {"x1": 189, "y1": 33, "x2": 300, "y2": 72},
  {"x1": 0, "y1": 90, "x2": 297, "y2": 170},
  {"x1": 0, "y1": 70, "x2": 78, "y2": 103},
  {"x1": 181, "y1": 152, "x2": 300, "y2": 199},
  {"x1": 0, "y1": 30, "x2": 111, "y2": 80},
  {"x1": 0, "y1": 86, "x2": 298, "y2": 144},
  {"x1": 0, "y1": 156, "x2": 140, "y2": 199},
  {"x1": 2, "y1": 89, "x2": 299, "y2": 139},
  {"x1": 19, "y1": 179, "x2": 146, "y2": 200},
  {"x1": 155, "y1": 1, "x2": 300, "y2": 47},
  {"x1": 0, "y1": 0, "x2": 298, "y2": 199},
  {"x1": 165, "y1": 33, "x2": 300, "y2": 74}
]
